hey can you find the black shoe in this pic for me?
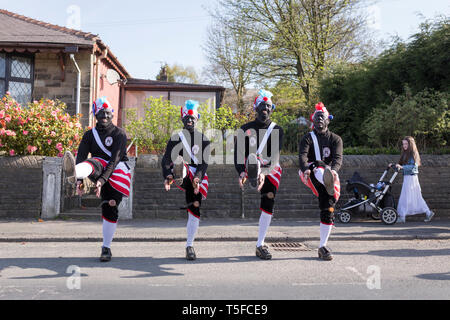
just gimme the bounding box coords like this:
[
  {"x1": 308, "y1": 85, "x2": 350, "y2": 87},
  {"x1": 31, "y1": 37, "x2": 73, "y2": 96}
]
[
  {"x1": 323, "y1": 167, "x2": 335, "y2": 196},
  {"x1": 256, "y1": 245, "x2": 272, "y2": 260},
  {"x1": 172, "y1": 156, "x2": 186, "y2": 185},
  {"x1": 318, "y1": 246, "x2": 333, "y2": 261},
  {"x1": 246, "y1": 153, "x2": 260, "y2": 189},
  {"x1": 63, "y1": 151, "x2": 77, "y2": 184},
  {"x1": 186, "y1": 246, "x2": 196, "y2": 260},
  {"x1": 100, "y1": 246, "x2": 112, "y2": 262}
]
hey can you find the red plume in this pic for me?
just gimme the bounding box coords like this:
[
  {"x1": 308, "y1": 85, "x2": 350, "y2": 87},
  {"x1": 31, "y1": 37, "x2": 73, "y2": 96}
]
[{"x1": 315, "y1": 102, "x2": 325, "y2": 111}]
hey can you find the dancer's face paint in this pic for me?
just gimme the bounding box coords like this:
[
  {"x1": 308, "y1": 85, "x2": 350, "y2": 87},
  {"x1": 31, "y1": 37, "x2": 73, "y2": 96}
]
[
  {"x1": 182, "y1": 115, "x2": 197, "y2": 132},
  {"x1": 256, "y1": 102, "x2": 272, "y2": 124},
  {"x1": 96, "y1": 109, "x2": 113, "y2": 128},
  {"x1": 313, "y1": 111, "x2": 329, "y2": 133}
]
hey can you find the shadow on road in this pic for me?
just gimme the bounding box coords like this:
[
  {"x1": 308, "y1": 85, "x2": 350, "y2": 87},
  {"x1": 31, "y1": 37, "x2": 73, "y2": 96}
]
[
  {"x1": 0, "y1": 255, "x2": 301, "y2": 280},
  {"x1": 337, "y1": 248, "x2": 450, "y2": 258},
  {"x1": 416, "y1": 272, "x2": 450, "y2": 281}
]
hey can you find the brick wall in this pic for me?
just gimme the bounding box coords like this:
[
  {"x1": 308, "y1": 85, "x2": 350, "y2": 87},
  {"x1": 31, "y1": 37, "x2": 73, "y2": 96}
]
[{"x1": 133, "y1": 154, "x2": 450, "y2": 219}]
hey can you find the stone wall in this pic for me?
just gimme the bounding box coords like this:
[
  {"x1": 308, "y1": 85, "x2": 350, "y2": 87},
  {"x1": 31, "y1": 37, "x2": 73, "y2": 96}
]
[
  {"x1": 0, "y1": 154, "x2": 448, "y2": 220},
  {"x1": 133, "y1": 154, "x2": 450, "y2": 220},
  {"x1": 0, "y1": 156, "x2": 44, "y2": 218}
]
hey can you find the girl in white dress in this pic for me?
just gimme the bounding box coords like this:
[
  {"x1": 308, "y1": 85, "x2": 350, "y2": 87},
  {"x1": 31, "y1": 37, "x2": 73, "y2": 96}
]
[{"x1": 395, "y1": 136, "x2": 434, "y2": 223}]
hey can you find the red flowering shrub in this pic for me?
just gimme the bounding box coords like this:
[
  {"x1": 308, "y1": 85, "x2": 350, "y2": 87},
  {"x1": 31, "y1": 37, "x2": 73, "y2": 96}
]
[{"x1": 0, "y1": 93, "x2": 84, "y2": 157}]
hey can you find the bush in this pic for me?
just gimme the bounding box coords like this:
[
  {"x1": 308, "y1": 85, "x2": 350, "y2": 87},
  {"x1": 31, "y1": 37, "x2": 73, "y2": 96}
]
[
  {"x1": 362, "y1": 86, "x2": 449, "y2": 149},
  {"x1": 198, "y1": 104, "x2": 243, "y2": 133},
  {"x1": 124, "y1": 96, "x2": 182, "y2": 154},
  {"x1": 0, "y1": 94, "x2": 83, "y2": 157},
  {"x1": 124, "y1": 98, "x2": 245, "y2": 154}
]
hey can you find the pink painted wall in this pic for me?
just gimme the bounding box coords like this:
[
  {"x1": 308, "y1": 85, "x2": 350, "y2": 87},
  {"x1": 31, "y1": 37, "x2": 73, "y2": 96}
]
[{"x1": 97, "y1": 59, "x2": 121, "y2": 126}]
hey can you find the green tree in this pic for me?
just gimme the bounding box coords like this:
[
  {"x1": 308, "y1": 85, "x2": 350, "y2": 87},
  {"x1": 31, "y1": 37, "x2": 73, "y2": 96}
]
[
  {"x1": 156, "y1": 63, "x2": 199, "y2": 84},
  {"x1": 270, "y1": 80, "x2": 309, "y2": 117},
  {"x1": 319, "y1": 17, "x2": 450, "y2": 146}
]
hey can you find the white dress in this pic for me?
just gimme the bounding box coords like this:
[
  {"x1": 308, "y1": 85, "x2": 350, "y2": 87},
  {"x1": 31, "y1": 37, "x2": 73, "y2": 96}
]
[{"x1": 397, "y1": 174, "x2": 431, "y2": 218}]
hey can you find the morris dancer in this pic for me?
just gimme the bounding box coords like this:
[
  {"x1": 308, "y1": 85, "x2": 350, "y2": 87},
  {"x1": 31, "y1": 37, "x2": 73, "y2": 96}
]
[
  {"x1": 298, "y1": 102, "x2": 343, "y2": 261},
  {"x1": 161, "y1": 100, "x2": 210, "y2": 261},
  {"x1": 234, "y1": 89, "x2": 284, "y2": 260},
  {"x1": 63, "y1": 96, "x2": 131, "y2": 262}
]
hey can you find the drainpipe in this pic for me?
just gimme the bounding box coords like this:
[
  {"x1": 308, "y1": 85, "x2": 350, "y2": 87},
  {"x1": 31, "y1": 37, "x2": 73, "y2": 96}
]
[{"x1": 70, "y1": 54, "x2": 81, "y2": 115}]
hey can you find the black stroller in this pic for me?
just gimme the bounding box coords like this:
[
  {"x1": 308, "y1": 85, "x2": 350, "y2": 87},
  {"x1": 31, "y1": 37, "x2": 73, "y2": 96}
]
[{"x1": 336, "y1": 165, "x2": 399, "y2": 225}]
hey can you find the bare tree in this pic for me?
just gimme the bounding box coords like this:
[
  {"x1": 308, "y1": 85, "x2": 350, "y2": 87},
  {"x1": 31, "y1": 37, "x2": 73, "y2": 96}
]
[
  {"x1": 202, "y1": 15, "x2": 261, "y2": 112},
  {"x1": 215, "y1": 0, "x2": 370, "y2": 104}
]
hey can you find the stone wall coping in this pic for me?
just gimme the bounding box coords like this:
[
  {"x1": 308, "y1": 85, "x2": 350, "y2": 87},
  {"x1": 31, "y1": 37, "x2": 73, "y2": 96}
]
[
  {"x1": 0, "y1": 155, "x2": 45, "y2": 168},
  {"x1": 1, "y1": 154, "x2": 448, "y2": 170},
  {"x1": 0, "y1": 156, "x2": 137, "y2": 169},
  {"x1": 135, "y1": 154, "x2": 450, "y2": 169}
]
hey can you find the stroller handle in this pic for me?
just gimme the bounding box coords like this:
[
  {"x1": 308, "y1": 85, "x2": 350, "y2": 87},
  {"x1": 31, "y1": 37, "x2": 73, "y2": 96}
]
[{"x1": 387, "y1": 163, "x2": 400, "y2": 173}]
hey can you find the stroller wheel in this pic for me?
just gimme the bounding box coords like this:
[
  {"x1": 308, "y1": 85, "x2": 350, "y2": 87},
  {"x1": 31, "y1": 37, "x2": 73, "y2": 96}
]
[
  {"x1": 381, "y1": 207, "x2": 398, "y2": 225},
  {"x1": 338, "y1": 210, "x2": 352, "y2": 224}
]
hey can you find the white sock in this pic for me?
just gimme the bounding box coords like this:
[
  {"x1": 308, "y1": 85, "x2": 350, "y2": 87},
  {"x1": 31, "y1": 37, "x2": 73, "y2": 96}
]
[
  {"x1": 313, "y1": 167, "x2": 325, "y2": 185},
  {"x1": 186, "y1": 213, "x2": 200, "y2": 247},
  {"x1": 257, "y1": 211, "x2": 272, "y2": 247},
  {"x1": 102, "y1": 219, "x2": 117, "y2": 248},
  {"x1": 319, "y1": 223, "x2": 333, "y2": 248},
  {"x1": 76, "y1": 162, "x2": 93, "y2": 179}
]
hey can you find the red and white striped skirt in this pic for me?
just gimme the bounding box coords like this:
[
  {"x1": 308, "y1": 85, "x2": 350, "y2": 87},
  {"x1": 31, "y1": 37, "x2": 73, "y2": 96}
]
[
  {"x1": 267, "y1": 164, "x2": 282, "y2": 189},
  {"x1": 244, "y1": 163, "x2": 283, "y2": 189},
  {"x1": 94, "y1": 157, "x2": 132, "y2": 197},
  {"x1": 175, "y1": 164, "x2": 209, "y2": 200}
]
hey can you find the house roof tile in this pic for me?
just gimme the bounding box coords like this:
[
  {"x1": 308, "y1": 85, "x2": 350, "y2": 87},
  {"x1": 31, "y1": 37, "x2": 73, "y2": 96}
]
[
  {"x1": 0, "y1": 9, "x2": 97, "y2": 45},
  {"x1": 0, "y1": 9, "x2": 130, "y2": 77}
]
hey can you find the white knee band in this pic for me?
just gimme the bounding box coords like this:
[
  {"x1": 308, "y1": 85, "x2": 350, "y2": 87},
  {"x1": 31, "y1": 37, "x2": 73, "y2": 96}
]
[{"x1": 76, "y1": 162, "x2": 94, "y2": 179}]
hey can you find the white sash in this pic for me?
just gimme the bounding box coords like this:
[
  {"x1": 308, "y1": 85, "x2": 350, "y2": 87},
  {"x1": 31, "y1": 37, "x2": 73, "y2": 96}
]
[
  {"x1": 310, "y1": 131, "x2": 322, "y2": 161},
  {"x1": 257, "y1": 122, "x2": 277, "y2": 155},
  {"x1": 92, "y1": 127, "x2": 112, "y2": 157},
  {"x1": 178, "y1": 131, "x2": 199, "y2": 165}
]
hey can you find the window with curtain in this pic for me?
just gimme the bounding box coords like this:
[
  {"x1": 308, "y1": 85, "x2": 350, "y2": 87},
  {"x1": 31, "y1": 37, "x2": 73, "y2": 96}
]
[{"x1": 0, "y1": 53, "x2": 34, "y2": 105}]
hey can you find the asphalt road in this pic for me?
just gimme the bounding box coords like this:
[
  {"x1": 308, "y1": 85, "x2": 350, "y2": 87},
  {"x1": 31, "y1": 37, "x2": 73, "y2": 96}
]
[{"x1": 0, "y1": 239, "x2": 449, "y2": 301}]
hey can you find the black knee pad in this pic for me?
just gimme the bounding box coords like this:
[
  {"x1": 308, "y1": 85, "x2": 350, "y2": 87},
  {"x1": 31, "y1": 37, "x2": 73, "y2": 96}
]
[
  {"x1": 320, "y1": 208, "x2": 335, "y2": 225},
  {"x1": 102, "y1": 201, "x2": 119, "y2": 223},
  {"x1": 187, "y1": 204, "x2": 200, "y2": 218},
  {"x1": 260, "y1": 195, "x2": 275, "y2": 214}
]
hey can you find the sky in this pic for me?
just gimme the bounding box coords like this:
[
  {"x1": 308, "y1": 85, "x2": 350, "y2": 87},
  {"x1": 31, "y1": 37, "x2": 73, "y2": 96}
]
[{"x1": 0, "y1": 0, "x2": 449, "y2": 81}]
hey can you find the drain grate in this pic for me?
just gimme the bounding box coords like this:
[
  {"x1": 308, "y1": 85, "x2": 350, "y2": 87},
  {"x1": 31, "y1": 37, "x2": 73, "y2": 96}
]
[{"x1": 269, "y1": 242, "x2": 312, "y2": 252}]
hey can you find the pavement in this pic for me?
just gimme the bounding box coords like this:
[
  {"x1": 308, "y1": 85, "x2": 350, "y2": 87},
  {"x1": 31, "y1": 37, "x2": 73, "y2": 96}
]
[{"x1": 0, "y1": 216, "x2": 449, "y2": 243}]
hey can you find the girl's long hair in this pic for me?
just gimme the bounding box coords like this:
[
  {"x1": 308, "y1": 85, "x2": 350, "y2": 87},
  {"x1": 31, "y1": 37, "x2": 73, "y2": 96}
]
[{"x1": 399, "y1": 136, "x2": 421, "y2": 166}]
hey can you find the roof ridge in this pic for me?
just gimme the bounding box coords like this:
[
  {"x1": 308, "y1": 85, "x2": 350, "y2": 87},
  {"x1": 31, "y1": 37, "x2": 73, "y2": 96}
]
[
  {"x1": 126, "y1": 78, "x2": 225, "y2": 89},
  {"x1": 0, "y1": 9, "x2": 98, "y2": 41}
]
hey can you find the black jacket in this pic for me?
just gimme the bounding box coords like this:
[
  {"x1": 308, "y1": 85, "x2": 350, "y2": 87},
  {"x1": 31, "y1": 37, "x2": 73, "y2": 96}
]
[
  {"x1": 76, "y1": 123, "x2": 129, "y2": 186},
  {"x1": 234, "y1": 120, "x2": 284, "y2": 176},
  {"x1": 161, "y1": 129, "x2": 210, "y2": 180},
  {"x1": 298, "y1": 129, "x2": 343, "y2": 173}
]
